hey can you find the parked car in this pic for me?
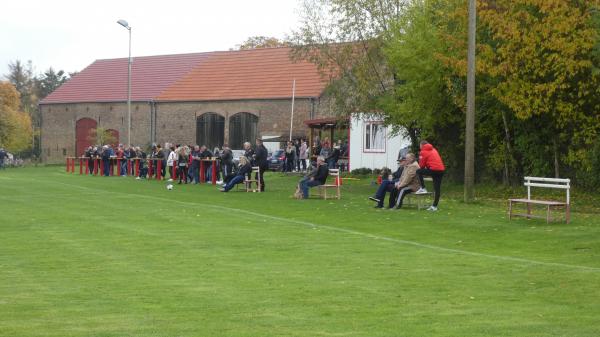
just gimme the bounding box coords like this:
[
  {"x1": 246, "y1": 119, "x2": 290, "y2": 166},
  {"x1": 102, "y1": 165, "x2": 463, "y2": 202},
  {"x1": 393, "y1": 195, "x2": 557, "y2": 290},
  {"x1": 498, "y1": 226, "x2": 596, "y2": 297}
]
[{"x1": 267, "y1": 149, "x2": 285, "y2": 171}]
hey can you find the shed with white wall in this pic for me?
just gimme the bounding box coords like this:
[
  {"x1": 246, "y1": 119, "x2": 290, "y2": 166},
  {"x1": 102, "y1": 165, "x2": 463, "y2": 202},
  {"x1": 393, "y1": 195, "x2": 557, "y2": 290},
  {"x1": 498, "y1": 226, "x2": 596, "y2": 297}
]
[{"x1": 349, "y1": 115, "x2": 410, "y2": 170}]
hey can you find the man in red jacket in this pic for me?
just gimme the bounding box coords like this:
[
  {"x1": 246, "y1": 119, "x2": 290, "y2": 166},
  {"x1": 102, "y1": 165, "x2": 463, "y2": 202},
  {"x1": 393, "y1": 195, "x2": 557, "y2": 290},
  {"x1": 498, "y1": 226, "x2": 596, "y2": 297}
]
[{"x1": 416, "y1": 141, "x2": 445, "y2": 211}]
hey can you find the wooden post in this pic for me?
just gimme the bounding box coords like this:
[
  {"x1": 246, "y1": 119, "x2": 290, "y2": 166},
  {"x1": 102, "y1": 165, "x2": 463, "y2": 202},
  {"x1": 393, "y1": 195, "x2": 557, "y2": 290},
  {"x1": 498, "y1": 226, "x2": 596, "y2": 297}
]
[{"x1": 464, "y1": 0, "x2": 477, "y2": 202}]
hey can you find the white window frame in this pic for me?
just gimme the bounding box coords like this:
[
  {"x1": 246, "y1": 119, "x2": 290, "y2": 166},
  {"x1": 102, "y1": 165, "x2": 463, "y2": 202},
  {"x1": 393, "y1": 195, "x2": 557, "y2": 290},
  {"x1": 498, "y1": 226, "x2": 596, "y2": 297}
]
[{"x1": 363, "y1": 122, "x2": 386, "y2": 153}]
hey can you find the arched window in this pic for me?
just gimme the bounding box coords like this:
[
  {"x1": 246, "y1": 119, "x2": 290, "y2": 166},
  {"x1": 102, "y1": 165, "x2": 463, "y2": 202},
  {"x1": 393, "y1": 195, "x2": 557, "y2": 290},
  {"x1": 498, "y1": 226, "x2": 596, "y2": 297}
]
[
  {"x1": 76, "y1": 118, "x2": 97, "y2": 156},
  {"x1": 229, "y1": 112, "x2": 258, "y2": 149},
  {"x1": 196, "y1": 113, "x2": 225, "y2": 149}
]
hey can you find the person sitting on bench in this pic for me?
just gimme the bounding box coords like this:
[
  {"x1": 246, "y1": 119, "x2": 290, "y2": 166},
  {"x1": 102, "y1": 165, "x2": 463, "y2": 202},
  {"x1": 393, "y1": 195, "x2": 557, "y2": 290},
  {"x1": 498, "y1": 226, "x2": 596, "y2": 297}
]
[
  {"x1": 415, "y1": 141, "x2": 445, "y2": 211},
  {"x1": 298, "y1": 156, "x2": 329, "y2": 199},
  {"x1": 220, "y1": 156, "x2": 252, "y2": 192},
  {"x1": 393, "y1": 153, "x2": 420, "y2": 209},
  {"x1": 369, "y1": 157, "x2": 406, "y2": 208}
]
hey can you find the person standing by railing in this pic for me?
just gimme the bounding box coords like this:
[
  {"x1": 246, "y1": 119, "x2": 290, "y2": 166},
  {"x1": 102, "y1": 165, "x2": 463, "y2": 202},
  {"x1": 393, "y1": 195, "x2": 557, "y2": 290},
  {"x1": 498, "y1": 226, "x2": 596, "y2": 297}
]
[
  {"x1": 101, "y1": 145, "x2": 113, "y2": 177},
  {"x1": 0, "y1": 147, "x2": 6, "y2": 170},
  {"x1": 177, "y1": 146, "x2": 190, "y2": 184},
  {"x1": 166, "y1": 146, "x2": 178, "y2": 182}
]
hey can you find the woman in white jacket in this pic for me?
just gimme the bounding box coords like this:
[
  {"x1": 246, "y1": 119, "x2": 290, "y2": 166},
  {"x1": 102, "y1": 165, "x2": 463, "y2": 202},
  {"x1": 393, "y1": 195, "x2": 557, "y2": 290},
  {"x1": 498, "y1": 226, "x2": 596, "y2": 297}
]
[
  {"x1": 166, "y1": 146, "x2": 178, "y2": 182},
  {"x1": 299, "y1": 140, "x2": 308, "y2": 172}
]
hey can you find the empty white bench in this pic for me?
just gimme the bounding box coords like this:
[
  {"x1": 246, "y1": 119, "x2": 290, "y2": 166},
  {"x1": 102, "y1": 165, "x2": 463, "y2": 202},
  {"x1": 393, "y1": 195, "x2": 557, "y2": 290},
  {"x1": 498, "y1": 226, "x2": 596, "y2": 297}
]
[{"x1": 508, "y1": 177, "x2": 570, "y2": 224}]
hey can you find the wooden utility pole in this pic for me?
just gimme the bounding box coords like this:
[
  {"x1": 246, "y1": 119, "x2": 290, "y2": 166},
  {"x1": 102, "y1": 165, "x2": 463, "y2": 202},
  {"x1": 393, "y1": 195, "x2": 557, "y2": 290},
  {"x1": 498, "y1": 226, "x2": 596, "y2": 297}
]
[{"x1": 465, "y1": 0, "x2": 476, "y2": 202}]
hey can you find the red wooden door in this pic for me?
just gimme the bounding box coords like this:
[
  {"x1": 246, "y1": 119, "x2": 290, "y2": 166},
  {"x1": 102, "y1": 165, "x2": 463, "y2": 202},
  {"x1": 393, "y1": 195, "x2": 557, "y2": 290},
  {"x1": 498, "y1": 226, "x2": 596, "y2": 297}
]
[{"x1": 76, "y1": 118, "x2": 97, "y2": 157}]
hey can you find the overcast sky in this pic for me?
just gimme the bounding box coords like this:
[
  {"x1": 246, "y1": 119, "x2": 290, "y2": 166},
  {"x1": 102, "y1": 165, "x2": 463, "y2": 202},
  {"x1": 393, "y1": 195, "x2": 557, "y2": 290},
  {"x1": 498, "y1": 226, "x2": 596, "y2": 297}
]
[{"x1": 1, "y1": 0, "x2": 301, "y2": 77}]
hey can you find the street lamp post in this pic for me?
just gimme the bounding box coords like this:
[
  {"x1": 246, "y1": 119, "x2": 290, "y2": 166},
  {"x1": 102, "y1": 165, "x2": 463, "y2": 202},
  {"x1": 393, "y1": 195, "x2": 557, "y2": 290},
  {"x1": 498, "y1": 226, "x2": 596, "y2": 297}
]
[{"x1": 117, "y1": 19, "x2": 132, "y2": 146}]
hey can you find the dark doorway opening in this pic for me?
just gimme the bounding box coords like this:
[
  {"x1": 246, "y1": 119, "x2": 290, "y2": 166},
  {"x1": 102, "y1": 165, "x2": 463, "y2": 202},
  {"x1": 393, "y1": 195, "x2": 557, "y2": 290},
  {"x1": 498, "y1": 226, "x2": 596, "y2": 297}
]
[
  {"x1": 196, "y1": 113, "x2": 225, "y2": 149},
  {"x1": 229, "y1": 112, "x2": 258, "y2": 149}
]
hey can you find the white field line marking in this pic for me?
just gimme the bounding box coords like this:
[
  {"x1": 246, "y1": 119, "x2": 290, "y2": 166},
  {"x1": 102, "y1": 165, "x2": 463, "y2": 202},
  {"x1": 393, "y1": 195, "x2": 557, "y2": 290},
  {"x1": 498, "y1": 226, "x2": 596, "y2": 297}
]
[{"x1": 9, "y1": 177, "x2": 600, "y2": 273}]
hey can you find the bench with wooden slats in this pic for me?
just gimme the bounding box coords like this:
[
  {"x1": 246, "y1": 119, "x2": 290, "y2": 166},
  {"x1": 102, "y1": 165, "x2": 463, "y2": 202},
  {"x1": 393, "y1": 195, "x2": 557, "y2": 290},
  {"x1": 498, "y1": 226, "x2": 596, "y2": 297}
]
[{"x1": 508, "y1": 177, "x2": 570, "y2": 224}]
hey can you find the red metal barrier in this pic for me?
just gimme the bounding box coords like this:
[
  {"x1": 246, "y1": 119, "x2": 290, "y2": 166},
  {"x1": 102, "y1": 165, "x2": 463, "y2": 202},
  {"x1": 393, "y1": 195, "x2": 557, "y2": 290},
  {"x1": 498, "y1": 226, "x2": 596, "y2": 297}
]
[
  {"x1": 94, "y1": 158, "x2": 99, "y2": 175},
  {"x1": 127, "y1": 160, "x2": 132, "y2": 176},
  {"x1": 148, "y1": 160, "x2": 154, "y2": 180},
  {"x1": 70, "y1": 158, "x2": 75, "y2": 173},
  {"x1": 79, "y1": 158, "x2": 83, "y2": 175},
  {"x1": 135, "y1": 159, "x2": 140, "y2": 177}
]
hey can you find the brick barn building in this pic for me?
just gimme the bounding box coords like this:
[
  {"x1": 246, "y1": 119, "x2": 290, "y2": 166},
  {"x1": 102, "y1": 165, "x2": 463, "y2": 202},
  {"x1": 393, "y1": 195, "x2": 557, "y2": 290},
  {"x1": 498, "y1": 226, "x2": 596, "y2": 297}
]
[{"x1": 39, "y1": 47, "x2": 334, "y2": 163}]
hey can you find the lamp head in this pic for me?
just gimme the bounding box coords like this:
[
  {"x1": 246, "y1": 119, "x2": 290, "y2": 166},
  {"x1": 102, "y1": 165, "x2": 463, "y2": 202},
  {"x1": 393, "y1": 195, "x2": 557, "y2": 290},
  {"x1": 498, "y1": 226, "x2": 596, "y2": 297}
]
[{"x1": 117, "y1": 19, "x2": 130, "y2": 29}]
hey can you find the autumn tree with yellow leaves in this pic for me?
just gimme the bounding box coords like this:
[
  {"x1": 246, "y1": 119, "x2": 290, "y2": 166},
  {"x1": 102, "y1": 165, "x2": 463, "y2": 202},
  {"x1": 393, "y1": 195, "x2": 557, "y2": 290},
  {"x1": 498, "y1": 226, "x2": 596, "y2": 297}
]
[{"x1": 0, "y1": 82, "x2": 33, "y2": 153}]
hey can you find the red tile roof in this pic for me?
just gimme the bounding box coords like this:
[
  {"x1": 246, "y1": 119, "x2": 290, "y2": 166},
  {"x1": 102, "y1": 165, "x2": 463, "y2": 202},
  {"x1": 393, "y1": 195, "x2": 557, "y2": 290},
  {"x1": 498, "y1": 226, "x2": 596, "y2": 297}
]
[
  {"x1": 41, "y1": 48, "x2": 330, "y2": 104},
  {"x1": 41, "y1": 53, "x2": 211, "y2": 104},
  {"x1": 157, "y1": 48, "x2": 330, "y2": 101}
]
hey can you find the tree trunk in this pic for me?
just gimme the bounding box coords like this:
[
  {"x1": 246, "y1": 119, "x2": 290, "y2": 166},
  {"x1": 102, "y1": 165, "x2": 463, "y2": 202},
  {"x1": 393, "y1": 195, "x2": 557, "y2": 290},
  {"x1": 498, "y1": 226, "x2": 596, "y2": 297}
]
[
  {"x1": 501, "y1": 110, "x2": 513, "y2": 185},
  {"x1": 408, "y1": 123, "x2": 420, "y2": 154}
]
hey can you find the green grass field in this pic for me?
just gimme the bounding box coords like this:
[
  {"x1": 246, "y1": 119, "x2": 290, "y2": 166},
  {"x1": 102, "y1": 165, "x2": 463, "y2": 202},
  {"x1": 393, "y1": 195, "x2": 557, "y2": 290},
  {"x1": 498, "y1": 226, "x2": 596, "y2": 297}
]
[{"x1": 1, "y1": 166, "x2": 599, "y2": 337}]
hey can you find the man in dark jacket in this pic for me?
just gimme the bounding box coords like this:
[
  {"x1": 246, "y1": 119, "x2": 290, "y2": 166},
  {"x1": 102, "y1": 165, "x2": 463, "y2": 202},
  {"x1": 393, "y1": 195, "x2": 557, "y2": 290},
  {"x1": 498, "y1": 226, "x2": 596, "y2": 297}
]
[
  {"x1": 298, "y1": 156, "x2": 329, "y2": 199},
  {"x1": 254, "y1": 138, "x2": 269, "y2": 192},
  {"x1": 220, "y1": 144, "x2": 234, "y2": 179},
  {"x1": 190, "y1": 145, "x2": 201, "y2": 184},
  {"x1": 369, "y1": 157, "x2": 406, "y2": 208},
  {"x1": 155, "y1": 144, "x2": 166, "y2": 178},
  {"x1": 101, "y1": 145, "x2": 113, "y2": 177},
  {"x1": 198, "y1": 145, "x2": 213, "y2": 182},
  {"x1": 327, "y1": 145, "x2": 341, "y2": 169},
  {"x1": 84, "y1": 146, "x2": 94, "y2": 175}
]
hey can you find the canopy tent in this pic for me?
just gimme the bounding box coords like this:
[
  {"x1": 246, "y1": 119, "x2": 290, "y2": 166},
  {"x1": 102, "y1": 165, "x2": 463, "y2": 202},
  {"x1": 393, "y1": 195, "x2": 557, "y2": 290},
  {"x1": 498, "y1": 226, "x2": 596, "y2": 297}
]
[{"x1": 304, "y1": 117, "x2": 350, "y2": 169}]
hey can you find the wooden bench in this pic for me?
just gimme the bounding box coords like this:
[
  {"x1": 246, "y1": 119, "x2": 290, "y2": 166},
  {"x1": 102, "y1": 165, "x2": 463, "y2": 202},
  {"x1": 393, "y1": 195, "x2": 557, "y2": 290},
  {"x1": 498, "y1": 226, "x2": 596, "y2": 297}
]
[
  {"x1": 508, "y1": 177, "x2": 570, "y2": 224},
  {"x1": 404, "y1": 192, "x2": 433, "y2": 210},
  {"x1": 318, "y1": 169, "x2": 341, "y2": 200}
]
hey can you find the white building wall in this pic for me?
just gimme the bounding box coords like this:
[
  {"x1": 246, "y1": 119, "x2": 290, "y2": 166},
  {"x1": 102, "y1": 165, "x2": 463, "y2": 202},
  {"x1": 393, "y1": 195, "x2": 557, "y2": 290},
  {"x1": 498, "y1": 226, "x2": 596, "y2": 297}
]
[{"x1": 349, "y1": 115, "x2": 410, "y2": 170}]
